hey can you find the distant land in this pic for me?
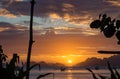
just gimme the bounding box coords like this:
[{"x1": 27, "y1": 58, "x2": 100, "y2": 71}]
[
  {"x1": 30, "y1": 61, "x2": 66, "y2": 70},
  {"x1": 74, "y1": 55, "x2": 120, "y2": 69},
  {"x1": 30, "y1": 55, "x2": 120, "y2": 70}
]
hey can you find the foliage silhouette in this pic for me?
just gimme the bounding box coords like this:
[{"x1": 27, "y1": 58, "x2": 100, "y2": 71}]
[
  {"x1": 90, "y1": 14, "x2": 120, "y2": 44},
  {"x1": 87, "y1": 62, "x2": 120, "y2": 79},
  {"x1": 0, "y1": 45, "x2": 54, "y2": 79}
]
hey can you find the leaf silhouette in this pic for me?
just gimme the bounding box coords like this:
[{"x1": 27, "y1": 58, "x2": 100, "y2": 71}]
[
  {"x1": 114, "y1": 68, "x2": 120, "y2": 79},
  {"x1": 116, "y1": 20, "x2": 120, "y2": 29},
  {"x1": 89, "y1": 14, "x2": 120, "y2": 44},
  {"x1": 36, "y1": 73, "x2": 54, "y2": 79},
  {"x1": 107, "y1": 61, "x2": 117, "y2": 79},
  {"x1": 90, "y1": 20, "x2": 101, "y2": 29},
  {"x1": 103, "y1": 24, "x2": 116, "y2": 38},
  {"x1": 98, "y1": 74, "x2": 108, "y2": 79},
  {"x1": 86, "y1": 68, "x2": 98, "y2": 79},
  {"x1": 116, "y1": 31, "x2": 120, "y2": 44},
  {"x1": 17, "y1": 63, "x2": 40, "y2": 79}
]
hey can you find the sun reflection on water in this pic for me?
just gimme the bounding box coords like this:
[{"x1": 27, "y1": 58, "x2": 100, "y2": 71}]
[{"x1": 67, "y1": 69, "x2": 73, "y2": 79}]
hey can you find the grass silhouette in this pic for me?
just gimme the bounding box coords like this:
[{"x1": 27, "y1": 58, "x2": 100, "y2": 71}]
[{"x1": 87, "y1": 62, "x2": 120, "y2": 79}]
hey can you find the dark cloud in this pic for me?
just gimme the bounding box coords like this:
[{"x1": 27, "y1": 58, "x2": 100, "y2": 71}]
[
  {"x1": 0, "y1": 22, "x2": 28, "y2": 30},
  {"x1": 0, "y1": 0, "x2": 13, "y2": 7},
  {"x1": 2, "y1": 0, "x2": 120, "y2": 19},
  {"x1": 0, "y1": 22, "x2": 15, "y2": 28},
  {"x1": 23, "y1": 21, "x2": 41, "y2": 26},
  {"x1": 0, "y1": 22, "x2": 29, "y2": 55},
  {"x1": 0, "y1": 22, "x2": 28, "y2": 38}
]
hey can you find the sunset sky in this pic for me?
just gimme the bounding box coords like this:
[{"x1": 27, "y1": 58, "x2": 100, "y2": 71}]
[{"x1": 0, "y1": 0, "x2": 120, "y2": 66}]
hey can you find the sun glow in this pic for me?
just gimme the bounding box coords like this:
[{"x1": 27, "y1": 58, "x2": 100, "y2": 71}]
[{"x1": 68, "y1": 60, "x2": 72, "y2": 64}]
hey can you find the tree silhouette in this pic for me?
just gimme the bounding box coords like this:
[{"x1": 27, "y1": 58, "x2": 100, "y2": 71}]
[{"x1": 90, "y1": 14, "x2": 120, "y2": 54}]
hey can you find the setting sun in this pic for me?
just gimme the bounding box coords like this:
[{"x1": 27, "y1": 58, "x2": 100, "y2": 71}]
[{"x1": 68, "y1": 60, "x2": 72, "y2": 64}]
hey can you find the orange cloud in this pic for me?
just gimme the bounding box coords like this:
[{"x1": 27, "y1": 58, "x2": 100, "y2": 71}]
[
  {"x1": 106, "y1": 0, "x2": 120, "y2": 6},
  {"x1": 62, "y1": 3, "x2": 74, "y2": 8},
  {"x1": 49, "y1": 13, "x2": 61, "y2": 19},
  {"x1": 0, "y1": 9, "x2": 17, "y2": 18},
  {"x1": 0, "y1": 27, "x2": 9, "y2": 32}
]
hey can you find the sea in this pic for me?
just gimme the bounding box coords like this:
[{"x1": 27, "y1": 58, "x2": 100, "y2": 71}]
[{"x1": 29, "y1": 68, "x2": 120, "y2": 79}]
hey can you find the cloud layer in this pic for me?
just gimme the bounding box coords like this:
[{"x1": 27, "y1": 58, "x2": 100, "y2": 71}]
[
  {"x1": 1, "y1": 0, "x2": 120, "y2": 22},
  {"x1": 0, "y1": 0, "x2": 120, "y2": 64}
]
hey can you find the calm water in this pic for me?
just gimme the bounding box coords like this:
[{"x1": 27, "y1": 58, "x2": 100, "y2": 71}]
[{"x1": 30, "y1": 69, "x2": 119, "y2": 79}]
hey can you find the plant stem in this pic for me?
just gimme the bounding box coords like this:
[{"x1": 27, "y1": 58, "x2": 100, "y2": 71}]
[{"x1": 26, "y1": 0, "x2": 35, "y2": 79}]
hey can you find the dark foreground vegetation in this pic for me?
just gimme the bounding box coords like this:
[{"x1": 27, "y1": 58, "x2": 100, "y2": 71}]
[
  {"x1": 1, "y1": 45, "x2": 120, "y2": 79},
  {"x1": 87, "y1": 62, "x2": 120, "y2": 79},
  {"x1": 0, "y1": 45, "x2": 54, "y2": 79},
  {"x1": 89, "y1": 14, "x2": 120, "y2": 79}
]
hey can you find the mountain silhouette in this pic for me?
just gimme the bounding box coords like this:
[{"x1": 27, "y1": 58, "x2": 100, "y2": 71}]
[
  {"x1": 75, "y1": 55, "x2": 120, "y2": 68},
  {"x1": 29, "y1": 61, "x2": 66, "y2": 70}
]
